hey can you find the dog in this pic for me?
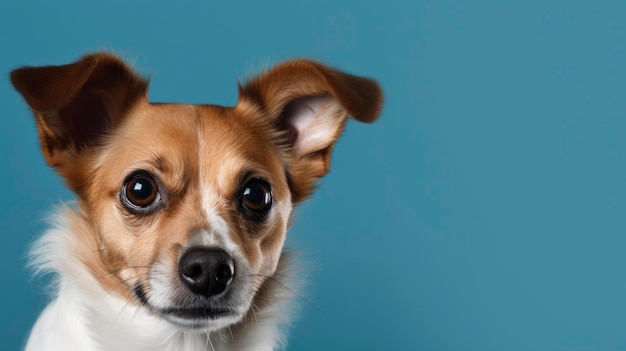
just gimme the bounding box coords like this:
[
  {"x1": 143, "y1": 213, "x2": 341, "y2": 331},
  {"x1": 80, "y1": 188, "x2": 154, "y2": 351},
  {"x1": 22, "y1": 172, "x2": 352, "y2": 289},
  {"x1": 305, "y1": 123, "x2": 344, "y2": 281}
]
[{"x1": 10, "y1": 53, "x2": 382, "y2": 351}]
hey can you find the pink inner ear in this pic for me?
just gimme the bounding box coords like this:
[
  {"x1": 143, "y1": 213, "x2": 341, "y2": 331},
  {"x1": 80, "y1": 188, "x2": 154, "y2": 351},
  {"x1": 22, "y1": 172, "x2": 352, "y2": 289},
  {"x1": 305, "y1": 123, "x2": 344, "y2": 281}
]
[
  {"x1": 279, "y1": 96, "x2": 325, "y2": 146},
  {"x1": 288, "y1": 96, "x2": 327, "y2": 132},
  {"x1": 278, "y1": 95, "x2": 346, "y2": 155}
]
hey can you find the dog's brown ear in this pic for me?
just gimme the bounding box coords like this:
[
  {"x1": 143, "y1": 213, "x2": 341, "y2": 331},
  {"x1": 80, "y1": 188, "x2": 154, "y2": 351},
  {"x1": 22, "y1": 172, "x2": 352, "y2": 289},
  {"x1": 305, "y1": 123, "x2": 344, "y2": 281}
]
[
  {"x1": 239, "y1": 60, "x2": 383, "y2": 203},
  {"x1": 10, "y1": 53, "x2": 149, "y2": 175}
]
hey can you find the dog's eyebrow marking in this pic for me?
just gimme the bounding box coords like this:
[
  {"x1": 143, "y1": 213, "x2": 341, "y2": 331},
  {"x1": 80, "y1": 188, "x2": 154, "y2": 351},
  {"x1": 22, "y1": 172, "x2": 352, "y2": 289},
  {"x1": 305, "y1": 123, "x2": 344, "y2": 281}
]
[
  {"x1": 143, "y1": 155, "x2": 191, "y2": 199},
  {"x1": 149, "y1": 155, "x2": 167, "y2": 173}
]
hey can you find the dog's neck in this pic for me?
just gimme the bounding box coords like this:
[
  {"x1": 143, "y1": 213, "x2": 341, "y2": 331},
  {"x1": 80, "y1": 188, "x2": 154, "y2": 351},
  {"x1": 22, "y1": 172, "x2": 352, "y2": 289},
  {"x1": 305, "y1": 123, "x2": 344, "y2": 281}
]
[{"x1": 26, "y1": 205, "x2": 295, "y2": 351}]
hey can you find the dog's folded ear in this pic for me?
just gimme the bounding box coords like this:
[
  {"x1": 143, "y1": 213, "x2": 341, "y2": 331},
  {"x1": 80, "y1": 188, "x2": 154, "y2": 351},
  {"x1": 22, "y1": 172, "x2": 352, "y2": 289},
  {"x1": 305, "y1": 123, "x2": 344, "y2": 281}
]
[
  {"x1": 238, "y1": 60, "x2": 383, "y2": 202},
  {"x1": 10, "y1": 53, "x2": 149, "y2": 172}
]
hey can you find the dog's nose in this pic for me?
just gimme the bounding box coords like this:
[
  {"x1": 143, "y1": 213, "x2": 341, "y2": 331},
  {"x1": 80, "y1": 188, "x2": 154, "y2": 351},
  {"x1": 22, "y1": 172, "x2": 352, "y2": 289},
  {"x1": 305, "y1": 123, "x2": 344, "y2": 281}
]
[{"x1": 179, "y1": 248, "x2": 234, "y2": 297}]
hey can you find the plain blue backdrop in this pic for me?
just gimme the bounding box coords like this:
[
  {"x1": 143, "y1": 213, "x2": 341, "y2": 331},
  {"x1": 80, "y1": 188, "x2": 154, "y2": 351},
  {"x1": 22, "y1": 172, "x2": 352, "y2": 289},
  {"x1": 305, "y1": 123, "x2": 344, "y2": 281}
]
[{"x1": 2, "y1": 1, "x2": 626, "y2": 350}]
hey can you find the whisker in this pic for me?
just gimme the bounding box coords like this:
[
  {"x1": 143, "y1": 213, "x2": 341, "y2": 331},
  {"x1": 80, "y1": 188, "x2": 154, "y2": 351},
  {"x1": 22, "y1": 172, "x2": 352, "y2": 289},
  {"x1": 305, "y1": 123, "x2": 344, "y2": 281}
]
[
  {"x1": 90, "y1": 268, "x2": 152, "y2": 303},
  {"x1": 206, "y1": 331, "x2": 215, "y2": 351},
  {"x1": 251, "y1": 274, "x2": 323, "y2": 314},
  {"x1": 112, "y1": 297, "x2": 135, "y2": 326},
  {"x1": 111, "y1": 279, "x2": 151, "y2": 326},
  {"x1": 131, "y1": 297, "x2": 148, "y2": 322},
  {"x1": 102, "y1": 274, "x2": 142, "y2": 298},
  {"x1": 271, "y1": 272, "x2": 307, "y2": 280},
  {"x1": 249, "y1": 302, "x2": 259, "y2": 323},
  {"x1": 96, "y1": 266, "x2": 151, "y2": 280}
]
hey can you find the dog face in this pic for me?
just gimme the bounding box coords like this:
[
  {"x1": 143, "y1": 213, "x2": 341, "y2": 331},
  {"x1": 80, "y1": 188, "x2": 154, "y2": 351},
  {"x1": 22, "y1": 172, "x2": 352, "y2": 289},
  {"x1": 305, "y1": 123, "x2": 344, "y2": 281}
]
[
  {"x1": 83, "y1": 102, "x2": 295, "y2": 329},
  {"x1": 10, "y1": 54, "x2": 382, "y2": 331}
]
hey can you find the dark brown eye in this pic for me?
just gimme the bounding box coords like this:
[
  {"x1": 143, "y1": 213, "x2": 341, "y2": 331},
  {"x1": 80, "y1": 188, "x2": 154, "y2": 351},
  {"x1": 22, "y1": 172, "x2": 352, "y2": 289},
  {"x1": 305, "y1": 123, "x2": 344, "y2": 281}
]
[
  {"x1": 240, "y1": 179, "x2": 272, "y2": 219},
  {"x1": 123, "y1": 173, "x2": 159, "y2": 209}
]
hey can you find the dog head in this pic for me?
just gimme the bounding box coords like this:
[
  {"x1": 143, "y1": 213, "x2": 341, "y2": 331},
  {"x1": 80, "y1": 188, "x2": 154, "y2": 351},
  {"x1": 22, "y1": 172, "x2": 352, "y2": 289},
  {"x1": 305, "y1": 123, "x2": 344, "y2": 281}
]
[{"x1": 10, "y1": 53, "x2": 382, "y2": 330}]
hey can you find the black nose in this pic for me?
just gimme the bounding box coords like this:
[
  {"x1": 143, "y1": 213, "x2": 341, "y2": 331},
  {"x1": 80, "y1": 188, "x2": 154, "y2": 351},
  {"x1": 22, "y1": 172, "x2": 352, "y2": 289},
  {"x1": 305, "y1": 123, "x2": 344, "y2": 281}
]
[{"x1": 179, "y1": 248, "x2": 235, "y2": 297}]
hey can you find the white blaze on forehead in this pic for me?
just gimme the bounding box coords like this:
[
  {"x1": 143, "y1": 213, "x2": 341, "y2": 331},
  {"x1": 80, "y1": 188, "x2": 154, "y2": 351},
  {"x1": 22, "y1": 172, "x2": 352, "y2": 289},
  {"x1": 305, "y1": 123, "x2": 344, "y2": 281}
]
[
  {"x1": 197, "y1": 170, "x2": 229, "y2": 246},
  {"x1": 197, "y1": 182, "x2": 245, "y2": 256},
  {"x1": 197, "y1": 126, "x2": 245, "y2": 255},
  {"x1": 191, "y1": 194, "x2": 235, "y2": 250}
]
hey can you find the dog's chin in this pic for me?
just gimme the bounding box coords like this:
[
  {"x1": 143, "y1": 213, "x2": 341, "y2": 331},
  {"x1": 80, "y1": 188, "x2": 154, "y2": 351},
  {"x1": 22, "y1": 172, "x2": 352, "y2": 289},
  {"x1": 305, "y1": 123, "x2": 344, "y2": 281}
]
[
  {"x1": 161, "y1": 310, "x2": 244, "y2": 330},
  {"x1": 134, "y1": 284, "x2": 247, "y2": 331}
]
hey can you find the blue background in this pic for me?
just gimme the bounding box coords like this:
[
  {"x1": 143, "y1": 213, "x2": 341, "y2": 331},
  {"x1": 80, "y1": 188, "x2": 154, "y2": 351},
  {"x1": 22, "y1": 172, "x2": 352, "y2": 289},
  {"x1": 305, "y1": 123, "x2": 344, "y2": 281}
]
[{"x1": 2, "y1": 1, "x2": 626, "y2": 350}]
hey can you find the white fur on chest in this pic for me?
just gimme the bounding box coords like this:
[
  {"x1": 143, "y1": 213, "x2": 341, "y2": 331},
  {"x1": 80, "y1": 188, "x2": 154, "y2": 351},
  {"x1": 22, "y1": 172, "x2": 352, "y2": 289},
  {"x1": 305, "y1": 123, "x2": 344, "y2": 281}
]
[{"x1": 25, "y1": 208, "x2": 295, "y2": 351}]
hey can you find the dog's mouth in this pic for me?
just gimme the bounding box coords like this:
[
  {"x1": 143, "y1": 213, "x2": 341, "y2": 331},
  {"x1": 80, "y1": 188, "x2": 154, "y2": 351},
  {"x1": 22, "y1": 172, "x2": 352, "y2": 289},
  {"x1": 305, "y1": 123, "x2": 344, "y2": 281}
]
[
  {"x1": 160, "y1": 306, "x2": 232, "y2": 319},
  {"x1": 133, "y1": 283, "x2": 239, "y2": 328}
]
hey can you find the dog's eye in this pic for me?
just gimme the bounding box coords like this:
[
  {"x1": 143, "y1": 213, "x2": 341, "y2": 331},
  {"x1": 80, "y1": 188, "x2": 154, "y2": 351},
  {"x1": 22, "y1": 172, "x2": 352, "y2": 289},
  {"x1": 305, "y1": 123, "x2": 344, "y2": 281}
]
[
  {"x1": 123, "y1": 173, "x2": 160, "y2": 209},
  {"x1": 240, "y1": 179, "x2": 272, "y2": 219}
]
